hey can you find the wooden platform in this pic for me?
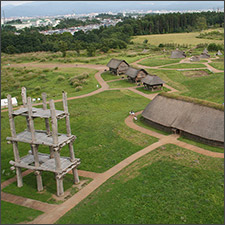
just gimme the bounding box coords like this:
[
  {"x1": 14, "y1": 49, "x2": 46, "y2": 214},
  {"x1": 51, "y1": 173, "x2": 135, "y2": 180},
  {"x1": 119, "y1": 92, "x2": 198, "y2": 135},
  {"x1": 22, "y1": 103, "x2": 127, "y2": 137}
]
[
  {"x1": 13, "y1": 107, "x2": 66, "y2": 119},
  {"x1": 6, "y1": 130, "x2": 76, "y2": 148},
  {"x1": 10, "y1": 152, "x2": 80, "y2": 174}
]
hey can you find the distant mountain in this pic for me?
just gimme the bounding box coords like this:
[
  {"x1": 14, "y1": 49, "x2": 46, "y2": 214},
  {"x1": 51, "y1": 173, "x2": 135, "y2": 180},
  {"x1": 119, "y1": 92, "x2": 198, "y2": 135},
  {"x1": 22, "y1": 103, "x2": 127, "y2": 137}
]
[{"x1": 1, "y1": 1, "x2": 224, "y2": 18}]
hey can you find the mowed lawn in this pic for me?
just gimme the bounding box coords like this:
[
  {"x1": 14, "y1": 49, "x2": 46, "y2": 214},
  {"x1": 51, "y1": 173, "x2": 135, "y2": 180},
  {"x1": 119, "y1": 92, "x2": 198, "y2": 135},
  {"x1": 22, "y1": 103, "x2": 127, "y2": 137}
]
[
  {"x1": 1, "y1": 90, "x2": 157, "y2": 181},
  {"x1": 145, "y1": 69, "x2": 224, "y2": 104},
  {"x1": 161, "y1": 63, "x2": 207, "y2": 69},
  {"x1": 1, "y1": 66, "x2": 99, "y2": 103},
  {"x1": 132, "y1": 29, "x2": 224, "y2": 46},
  {"x1": 1, "y1": 201, "x2": 43, "y2": 224},
  {"x1": 138, "y1": 57, "x2": 181, "y2": 67},
  {"x1": 56, "y1": 144, "x2": 224, "y2": 224}
]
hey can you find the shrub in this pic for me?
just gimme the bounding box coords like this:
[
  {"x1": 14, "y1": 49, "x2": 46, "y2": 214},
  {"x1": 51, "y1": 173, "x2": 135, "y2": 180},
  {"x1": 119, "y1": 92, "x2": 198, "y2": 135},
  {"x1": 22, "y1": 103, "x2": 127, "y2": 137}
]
[
  {"x1": 34, "y1": 86, "x2": 41, "y2": 91},
  {"x1": 54, "y1": 67, "x2": 58, "y2": 70},
  {"x1": 57, "y1": 75, "x2": 65, "y2": 81},
  {"x1": 39, "y1": 58, "x2": 47, "y2": 62},
  {"x1": 158, "y1": 43, "x2": 164, "y2": 47},
  {"x1": 208, "y1": 43, "x2": 224, "y2": 51},
  {"x1": 72, "y1": 82, "x2": 81, "y2": 88},
  {"x1": 43, "y1": 69, "x2": 50, "y2": 73},
  {"x1": 75, "y1": 86, "x2": 83, "y2": 92},
  {"x1": 80, "y1": 79, "x2": 88, "y2": 85}
]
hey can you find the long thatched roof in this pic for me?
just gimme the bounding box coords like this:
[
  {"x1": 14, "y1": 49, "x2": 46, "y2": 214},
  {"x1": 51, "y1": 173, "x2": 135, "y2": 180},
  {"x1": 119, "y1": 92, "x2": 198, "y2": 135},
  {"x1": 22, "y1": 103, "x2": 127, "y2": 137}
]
[
  {"x1": 142, "y1": 95, "x2": 224, "y2": 143},
  {"x1": 170, "y1": 50, "x2": 186, "y2": 58},
  {"x1": 107, "y1": 58, "x2": 129, "y2": 69},
  {"x1": 125, "y1": 67, "x2": 148, "y2": 78},
  {"x1": 141, "y1": 75, "x2": 165, "y2": 86}
]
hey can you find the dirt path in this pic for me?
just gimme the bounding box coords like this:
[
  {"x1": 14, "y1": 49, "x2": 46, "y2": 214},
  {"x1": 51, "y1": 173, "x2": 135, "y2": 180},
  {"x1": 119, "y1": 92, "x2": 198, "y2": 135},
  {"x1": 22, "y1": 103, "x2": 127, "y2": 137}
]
[{"x1": 2, "y1": 57, "x2": 224, "y2": 224}]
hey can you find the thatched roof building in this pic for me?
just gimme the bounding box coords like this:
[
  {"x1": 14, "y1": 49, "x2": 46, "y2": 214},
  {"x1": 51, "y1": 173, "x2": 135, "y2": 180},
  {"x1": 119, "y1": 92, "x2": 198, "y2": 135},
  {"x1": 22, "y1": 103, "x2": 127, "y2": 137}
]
[
  {"x1": 170, "y1": 50, "x2": 186, "y2": 58},
  {"x1": 200, "y1": 53, "x2": 210, "y2": 58},
  {"x1": 126, "y1": 67, "x2": 148, "y2": 82},
  {"x1": 142, "y1": 94, "x2": 224, "y2": 147},
  {"x1": 203, "y1": 48, "x2": 208, "y2": 54},
  {"x1": 141, "y1": 75, "x2": 165, "y2": 90},
  {"x1": 190, "y1": 56, "x2": 200, "y2": 62},
  {"x1": 107, "y1": 59, "x2": 129, "y2": 75},
  {"x1": 216, "y1": 50, "x2": 223, "y2": 56}
]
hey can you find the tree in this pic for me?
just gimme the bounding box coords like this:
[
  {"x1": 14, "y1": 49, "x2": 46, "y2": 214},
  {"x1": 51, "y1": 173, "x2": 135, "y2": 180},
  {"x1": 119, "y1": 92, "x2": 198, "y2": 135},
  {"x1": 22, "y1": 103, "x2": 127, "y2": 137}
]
[
  {"x1": 196, "y1": 17, "x2": 207, "y2": 31},
  {"x1": 86, "y1": 44, "x2": 96, "y2": 57},
  {"x1": 58, "y1": 41, "x2": 68, "y2": 57}
]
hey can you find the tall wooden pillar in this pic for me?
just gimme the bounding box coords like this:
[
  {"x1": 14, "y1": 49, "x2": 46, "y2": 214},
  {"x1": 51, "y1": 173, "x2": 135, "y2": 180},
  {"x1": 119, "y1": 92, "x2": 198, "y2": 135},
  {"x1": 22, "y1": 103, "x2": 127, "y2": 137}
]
[
  {"x1": 50, "y1": 99, "x2": 64, "y2": 196},
  {"x1": 42, "y1": 92, "x2": 54, "y2": 158},
  {"x1": 7, "y1": 95, "x2": 23, "y2": 187},
  {"x1": 27, "y1": 97, "x2": 43, "y2": 191},
  {"x1": 62, "y1": 91, "x2": 79, "y2": 184}
]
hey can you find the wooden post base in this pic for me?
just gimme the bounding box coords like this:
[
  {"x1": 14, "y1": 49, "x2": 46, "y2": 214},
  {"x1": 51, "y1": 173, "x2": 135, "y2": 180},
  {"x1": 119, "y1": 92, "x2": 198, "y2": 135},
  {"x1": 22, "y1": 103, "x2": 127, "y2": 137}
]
[
  {"x1": 56, "y1": 177, "x2": 64, "y2": 196},
  {"x1": 16, "y1": 167, "x2": 23, "y2": 187},
  {"x1": 35, "y1": 171, "x2": 44, "y2": 192},
  {"x1": 72, "y1": 168, "x2": 79, "y2": 184}
]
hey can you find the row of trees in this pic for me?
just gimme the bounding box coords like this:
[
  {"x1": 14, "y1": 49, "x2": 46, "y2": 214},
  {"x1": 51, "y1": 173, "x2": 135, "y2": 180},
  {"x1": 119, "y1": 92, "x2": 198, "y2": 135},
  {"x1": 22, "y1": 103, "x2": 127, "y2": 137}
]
[{"x1": 2, "y1": 11, "x2": 224, "y2": 55}]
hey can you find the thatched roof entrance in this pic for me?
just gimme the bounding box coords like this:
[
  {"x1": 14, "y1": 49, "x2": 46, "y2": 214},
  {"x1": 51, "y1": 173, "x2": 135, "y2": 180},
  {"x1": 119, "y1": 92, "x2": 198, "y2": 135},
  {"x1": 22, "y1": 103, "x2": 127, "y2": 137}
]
[
  {"x1": 125, "y1": 67, "x2": 148, "y2": 79},
  {"x1": 141, "y1": 75, "x2": 165, "y2": 86},
  {"x1": 142, "y1": 95, "x2": 224, "y2": 143}
]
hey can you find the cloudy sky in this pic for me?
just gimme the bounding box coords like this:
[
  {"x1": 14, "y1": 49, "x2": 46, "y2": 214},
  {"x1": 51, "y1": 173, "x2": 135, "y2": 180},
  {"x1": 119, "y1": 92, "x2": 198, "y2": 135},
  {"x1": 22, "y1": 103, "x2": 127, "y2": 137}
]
[{"x1": 1, "y1": 1, "x2": 34, "y2": 6}]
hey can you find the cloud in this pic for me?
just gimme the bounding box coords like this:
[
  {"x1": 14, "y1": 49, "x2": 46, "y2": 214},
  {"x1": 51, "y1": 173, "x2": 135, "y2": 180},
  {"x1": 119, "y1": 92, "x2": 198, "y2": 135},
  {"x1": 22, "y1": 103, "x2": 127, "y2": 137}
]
[{"x1": 1, "y1": 1, "x2": 34, "y2": 7}]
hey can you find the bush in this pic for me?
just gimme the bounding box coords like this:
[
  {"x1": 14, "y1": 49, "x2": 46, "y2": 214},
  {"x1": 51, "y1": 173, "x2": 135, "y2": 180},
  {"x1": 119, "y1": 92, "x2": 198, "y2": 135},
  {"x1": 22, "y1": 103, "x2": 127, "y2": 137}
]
[
  {"x1": 54, "y1": 67, "x2": 58, "y2": 70},
  {"x1": 208, "y1": 43, "x2": 224, "y2": 51},
  {"x1": 34, "y1": 86, "x2": 41, "y2": 91},
  {"x1": 43, "y1": 69, "x2": 50, "y2": 73},
  {"x1": 75, "y1": 86, "x2": 83, "y2": 92},
  {"x1": 72, "y1": 82, "x2": 81, "y2": 88},
  {"x1": 39, "y1": 58, "x2": 47, "y2": 62},
  {"x1": 80, "y1": 79, "x2": 88, "y2": 85},
  {"x1": 158, "y1": 43, "x2": 164, "y2": 47},
  {"x1": 57, "y1": 75, "x2": 65, "y2": 81}
]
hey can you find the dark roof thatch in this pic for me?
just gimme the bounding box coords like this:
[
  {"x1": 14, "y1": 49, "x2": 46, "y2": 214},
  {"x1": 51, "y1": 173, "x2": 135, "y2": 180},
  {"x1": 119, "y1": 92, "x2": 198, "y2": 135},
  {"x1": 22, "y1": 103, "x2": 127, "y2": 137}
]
[
  {"x1": 142, "y1": 95, "x2": 224, "y2": 143},
  {"x1": 203, "y1": 48, "x2": 208, "y2": 54},
  {"x1": 107, "y1": 58, "x2": 129, "y2": 69},
  {"x1": 141, "y1": 75, "x2": 165, "y2": 86},
  {"x1": 200, "y1": 53, "x2": 210, "y2": 58},
  {"x1": 125, "y1": 67, "x2": 148, "y2": 78},
  {"x1": 170, "y1": 50, "x2": 186, "y2": 58}
]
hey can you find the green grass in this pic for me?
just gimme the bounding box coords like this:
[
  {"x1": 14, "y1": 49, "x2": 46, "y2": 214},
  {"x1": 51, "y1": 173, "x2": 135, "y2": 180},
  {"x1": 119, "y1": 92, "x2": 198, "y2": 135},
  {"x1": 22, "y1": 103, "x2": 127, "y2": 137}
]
[
  {"x1": 1, "y1": 201, "x2": 43, "y2": 224},
  {"x1": 136, "y1": 86, "x2": 170, "y2": 94},
  {"x1": 1, "y1": 90, "x2": 158, "y2": 181},
  {"x1": 136, "y1": 115, "x2": 170, "y2": 136},
  {"x1": 1, "y1": 66, "x2": 99, "y2": 103},
  {"x1": 108, "y1": 79, "x2": 137, "y2": 88},
  {"x1": 178, "y1": 137, "x2": 224, "y2": 153},
  {"x1": 138, "y1": 57, "x2": 181, "y2": 67},
  {"x1": 2, "y1": 172, "x2": 92, "y2": 204},
  {"x1": 56, "y1": 144, "x2": 224, "y2": 224},
  {"x1": 161, "y1": 63, "x2": 206, "y2": 69},
  {"x1": 132, "y1": 29, "x2": 224, "y2": 46},
  {"x1": 101, "y1": 71, "x2": 123, "y2": 81},
  {"x1": 209, "y1": 62, "x2": 224, "y2": 70},
  {"x1": 145, "y1": 69, "x2": 224, "y2": 104}
]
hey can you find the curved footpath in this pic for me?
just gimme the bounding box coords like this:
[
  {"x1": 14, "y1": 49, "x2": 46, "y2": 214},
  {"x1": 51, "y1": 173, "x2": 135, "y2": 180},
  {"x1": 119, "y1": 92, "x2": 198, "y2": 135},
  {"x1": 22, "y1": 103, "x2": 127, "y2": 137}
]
[{"x1": 1, "y1": 57, "x2": 224, "y2": 224}]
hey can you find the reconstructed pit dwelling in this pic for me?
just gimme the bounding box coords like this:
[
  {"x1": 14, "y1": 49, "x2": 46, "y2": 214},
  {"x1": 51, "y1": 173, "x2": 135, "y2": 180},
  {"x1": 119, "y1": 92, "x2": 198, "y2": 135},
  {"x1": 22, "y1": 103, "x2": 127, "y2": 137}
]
[
  {"x1": 142, "y1": 93, "x2": 224, "y2": 147},
  {"x1": 6, "y1": 87, "x2": 80, "y2": 196}
]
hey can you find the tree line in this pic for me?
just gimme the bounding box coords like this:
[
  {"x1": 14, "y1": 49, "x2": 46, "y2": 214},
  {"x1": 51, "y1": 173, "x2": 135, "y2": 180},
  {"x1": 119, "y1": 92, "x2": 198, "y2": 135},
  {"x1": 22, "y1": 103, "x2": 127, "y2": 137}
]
[{"x1": 1, "y1": 11, "x2": 224, "y2": 55}]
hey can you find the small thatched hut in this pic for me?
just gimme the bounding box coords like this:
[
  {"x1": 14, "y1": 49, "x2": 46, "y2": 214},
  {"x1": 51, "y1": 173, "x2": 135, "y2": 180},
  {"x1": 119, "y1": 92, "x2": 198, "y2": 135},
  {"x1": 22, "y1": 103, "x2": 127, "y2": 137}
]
[
  {"x1": 170, "y1": 50, "x2": 186, "y2": 58},
  {"x1": 190, "y1": 56, "x2": 200, "y2": 62},
  {"x1": 203, "y1": 48, "x2": 208, "y2": 54},
  {"x1": 126, "y1": 67, "x2": 148, "y2": 83},
  {"x1": 142, "y1": 94, "x2": 224, "y2": 147},
  {"x1": 200, "y1": 52, "x2": 210, "y2": 58},
  {"x1": 107, "y1": 59, "x2": 129, "y2": 75},
  {"x1": 141, "y1": 75, "x2": 165, "y2": 90},
  {"x1": 216, "y1": 50, "x2": 223, "y2": 56}
]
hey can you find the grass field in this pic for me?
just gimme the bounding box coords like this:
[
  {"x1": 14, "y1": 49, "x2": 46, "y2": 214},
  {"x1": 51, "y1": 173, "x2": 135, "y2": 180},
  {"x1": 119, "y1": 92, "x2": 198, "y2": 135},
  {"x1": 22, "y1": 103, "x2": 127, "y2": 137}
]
[
  {"x1": 145, "y1": 69, "x2": 224, "y2": 103},
  {"x1": 1, "y1": 90, "x2": 158, "y2": 181},
  {"x1": 101, "y1": 71, "x2": 124, "y2": 81},
  {"x1": 138, "y1": 57, "x2": 181, "y2": 67},
  {"x1": 209, "y1": 62, "x2": 224, "y2": 70},
  {"x1": 1, "y1": 201, "x2": 43, "y2": 224},
  {"x1": 1, "y1": 66, "x2": 99, "y2": 103},
  {"x1": 161, "y1": 63, "x2": 207, "y2": 69},
  {"x1": 108, "y1": 79, "x2": 137, "y2": 88},
  {"x1": 56, "y1": 144, "x2": 224, "y2": 224},
  {"x1": 178, "y1": 137, "x2": 224, "y2": 153},
  {"x1": 132, "y1": 29, "x2": 224, "y2": 46},
  {"x1": 2, "y1": 173, "x2": 92, "y2": 204}
]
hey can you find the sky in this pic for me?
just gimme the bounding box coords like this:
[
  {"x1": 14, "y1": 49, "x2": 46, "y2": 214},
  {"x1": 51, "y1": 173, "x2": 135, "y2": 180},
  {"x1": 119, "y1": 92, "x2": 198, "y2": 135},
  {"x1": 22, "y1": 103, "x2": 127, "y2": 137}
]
[{"x1": 1, "y1": 1, "x2": 34, "y2": 7}]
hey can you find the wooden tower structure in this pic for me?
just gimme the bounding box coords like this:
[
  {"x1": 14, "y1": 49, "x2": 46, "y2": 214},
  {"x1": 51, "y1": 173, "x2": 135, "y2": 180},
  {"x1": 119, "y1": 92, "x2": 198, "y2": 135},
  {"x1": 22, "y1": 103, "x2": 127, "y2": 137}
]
[{"x1": 6, "y1": 87, "x2": 80, "y2": 196}]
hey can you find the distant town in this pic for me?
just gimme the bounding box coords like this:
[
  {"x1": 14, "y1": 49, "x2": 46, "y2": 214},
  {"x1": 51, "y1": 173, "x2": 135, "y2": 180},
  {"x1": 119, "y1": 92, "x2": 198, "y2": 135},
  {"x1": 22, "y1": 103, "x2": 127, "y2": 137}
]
[{"x1": 1, "y1": 7, "x2": 224, "y2": 35}]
